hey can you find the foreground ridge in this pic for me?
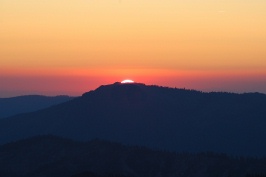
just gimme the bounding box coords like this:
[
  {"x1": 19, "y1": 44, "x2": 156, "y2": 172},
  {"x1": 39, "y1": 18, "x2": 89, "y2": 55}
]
[{"x1": 0, "y1": 135, "x2": 266, "y2": 177}]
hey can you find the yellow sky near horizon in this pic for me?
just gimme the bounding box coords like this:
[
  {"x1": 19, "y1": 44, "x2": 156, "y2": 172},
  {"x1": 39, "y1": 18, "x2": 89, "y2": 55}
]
[{"x1": 1, "y1": 0, "x2": 266, "y2": 96}]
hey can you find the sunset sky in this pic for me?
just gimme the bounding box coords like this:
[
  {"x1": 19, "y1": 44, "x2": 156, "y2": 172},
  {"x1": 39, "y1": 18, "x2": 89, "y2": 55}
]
[{"x1": 1, "y1": 0, "x2": 266, "y2": 97}]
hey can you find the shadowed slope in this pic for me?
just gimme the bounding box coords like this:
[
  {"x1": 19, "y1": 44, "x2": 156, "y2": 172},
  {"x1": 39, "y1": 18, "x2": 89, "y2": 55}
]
[
  {"x1": 1, "y1": 135, "x2": 266, "y2": 177},
  {"x1": 0, "y1": 83, "x2": 266, "y2": 156}
]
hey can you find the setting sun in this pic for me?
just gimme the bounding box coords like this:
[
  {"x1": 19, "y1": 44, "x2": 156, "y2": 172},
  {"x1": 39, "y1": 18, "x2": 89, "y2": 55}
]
[{"x1": 121, "y1": 79, "x2": 135, "y2": 84}]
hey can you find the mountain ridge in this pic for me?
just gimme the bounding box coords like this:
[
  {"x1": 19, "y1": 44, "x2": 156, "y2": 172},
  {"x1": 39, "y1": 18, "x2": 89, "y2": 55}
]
[
  {"x1": 0, "y1": 83, "x2": 266, "y2": 156},
  {"x1": 0, "y1": 95, "x2": 74, "y2": 119},
  {"x1": 1, "y1": 135, "x2": 266, "y2": 177}
]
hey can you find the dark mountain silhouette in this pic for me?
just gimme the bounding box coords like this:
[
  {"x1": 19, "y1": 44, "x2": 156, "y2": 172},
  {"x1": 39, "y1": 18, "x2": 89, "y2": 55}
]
[
  {"x1": 0, "y1": 135, "x2": 266, "y2": 177},
  {"x1": 0, "y1": 95, "x2": 73, "y2": 119},
  {"x1": 0, "y1": 82, "x2": 266, "y2": 156}
]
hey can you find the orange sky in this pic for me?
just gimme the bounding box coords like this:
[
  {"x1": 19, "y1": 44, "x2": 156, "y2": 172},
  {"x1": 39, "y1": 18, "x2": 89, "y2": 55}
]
[{"x1": 1, "y1": 0, "x2": 266, "y2": 97}]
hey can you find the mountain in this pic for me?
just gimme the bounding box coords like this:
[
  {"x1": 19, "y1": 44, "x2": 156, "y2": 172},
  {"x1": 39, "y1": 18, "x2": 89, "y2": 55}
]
[
  {"x1": 0, "y1": 82, "x2": 266, "y2": 156},
  {"x1": 0, "y1": 95, "x2": 73, "y2": 119},
  {"x1": 0, "y1": 135, "x2": 266, "y2": 177}
]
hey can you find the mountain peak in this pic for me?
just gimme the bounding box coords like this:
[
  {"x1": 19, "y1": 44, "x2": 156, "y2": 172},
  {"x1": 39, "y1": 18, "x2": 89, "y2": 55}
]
[
  {"x1": 98, "y1": 81, "x2": 146, "y2": 89},
  {"x1": 82, "y1": 82, "x2": 146, "y2": 96},
  {"x1": 82, "y1": 82, "x2": 148, "y2": 105}
]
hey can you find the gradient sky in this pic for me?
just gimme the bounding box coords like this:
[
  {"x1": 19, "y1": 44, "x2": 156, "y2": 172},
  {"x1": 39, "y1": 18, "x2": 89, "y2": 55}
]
[{"x1": 1, "y1": 0, "x2": 266, "y2": 97}]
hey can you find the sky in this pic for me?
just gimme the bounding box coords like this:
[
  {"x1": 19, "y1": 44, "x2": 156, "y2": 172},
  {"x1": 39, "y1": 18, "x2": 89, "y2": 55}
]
[{"x1": 1, "y1": 0, "x2": 266, "y2": 97}]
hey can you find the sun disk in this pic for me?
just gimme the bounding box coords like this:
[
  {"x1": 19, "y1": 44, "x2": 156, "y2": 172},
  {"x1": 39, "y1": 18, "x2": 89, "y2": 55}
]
[{"x1": 121, "y1": 79, "x2": 134, "y2": 84}]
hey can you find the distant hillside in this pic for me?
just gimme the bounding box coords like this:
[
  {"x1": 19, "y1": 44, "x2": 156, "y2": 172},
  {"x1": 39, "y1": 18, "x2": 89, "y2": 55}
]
[
  {"x1": 0, "y1": 83, "x2": 266, "y2": 156},
  {"x1": 0, "y1": 135, "x2": 266, "y2": 177},
  {"x1": 0, "y1": 95, "x2": 73, "y2": 118}
]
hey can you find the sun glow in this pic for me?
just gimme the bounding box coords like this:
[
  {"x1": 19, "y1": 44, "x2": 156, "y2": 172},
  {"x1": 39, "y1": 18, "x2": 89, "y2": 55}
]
[{"x1": 121, "y1": 79, "x2": 134, "y2": 84}]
